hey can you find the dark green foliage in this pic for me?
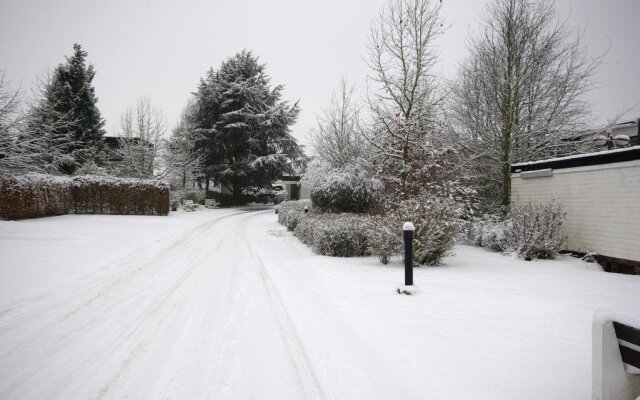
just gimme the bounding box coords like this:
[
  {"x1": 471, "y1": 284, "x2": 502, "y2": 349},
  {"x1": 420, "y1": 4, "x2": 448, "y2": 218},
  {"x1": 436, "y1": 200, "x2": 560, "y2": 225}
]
[
  {"x1": 28, "y1": 44, "x2": 105, "y2": 174},
  {"x1": 190, "y1": 51, "x2": 303, "y2": 203}
]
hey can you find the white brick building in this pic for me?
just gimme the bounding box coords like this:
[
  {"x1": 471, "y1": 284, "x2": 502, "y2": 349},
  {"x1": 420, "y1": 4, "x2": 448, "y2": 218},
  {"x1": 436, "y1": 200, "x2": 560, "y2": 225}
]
[{"x1": 511, "y1": 146, "x2": 640, "y2": 270}]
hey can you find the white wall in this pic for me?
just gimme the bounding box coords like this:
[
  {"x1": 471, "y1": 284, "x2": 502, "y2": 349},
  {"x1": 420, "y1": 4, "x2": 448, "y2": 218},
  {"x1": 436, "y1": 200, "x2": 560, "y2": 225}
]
[{"x1": 511, "y1": 160, "x2": 640, "y2": 261}]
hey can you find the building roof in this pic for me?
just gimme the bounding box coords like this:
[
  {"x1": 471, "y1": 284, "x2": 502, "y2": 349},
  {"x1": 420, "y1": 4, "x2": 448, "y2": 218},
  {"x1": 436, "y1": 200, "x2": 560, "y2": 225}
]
[{"x1": 511, "y1": 146, "x2": 640, "y2": 173}]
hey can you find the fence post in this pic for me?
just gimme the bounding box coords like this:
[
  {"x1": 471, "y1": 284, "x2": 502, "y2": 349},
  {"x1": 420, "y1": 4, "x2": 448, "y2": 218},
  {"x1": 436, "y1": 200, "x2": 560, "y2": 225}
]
[{"x1": 403, "y1": 222, "x2": 415, "y2": 286}]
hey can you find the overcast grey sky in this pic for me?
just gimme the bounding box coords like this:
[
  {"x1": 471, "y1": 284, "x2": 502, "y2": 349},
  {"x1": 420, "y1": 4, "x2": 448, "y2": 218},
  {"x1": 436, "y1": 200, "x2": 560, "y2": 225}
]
[{"x1": 1, "y1": 0, "x2": 639, "y2": 147}]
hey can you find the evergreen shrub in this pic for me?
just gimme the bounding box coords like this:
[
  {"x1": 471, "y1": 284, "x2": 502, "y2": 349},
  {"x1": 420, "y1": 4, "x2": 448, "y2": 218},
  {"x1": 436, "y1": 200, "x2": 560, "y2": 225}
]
[
  {"x1": 305, "y1": 162, "x2": 383, "y2": 213},
  {"x1": 294, "y1": 213, "x2": 369, "y2": 257}
]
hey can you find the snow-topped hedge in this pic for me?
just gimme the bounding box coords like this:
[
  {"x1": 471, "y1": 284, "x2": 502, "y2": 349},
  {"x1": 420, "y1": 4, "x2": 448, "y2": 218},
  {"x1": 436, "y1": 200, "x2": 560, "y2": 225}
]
[
  {"x1": 0, "y1": 174, "x2": 73, "y2": 220},
  {"x1": 305, "y1": 162, "x2": 383, "y2": 213},
  {"x1": 0, "y1": 173, "x2": 170, "y2": 220},
  {"x1": 295, "y1": 213, "x2": 369, "y2": 257},
  {"x1": 276, "y1": 200, "x2": 311, "y2": 231},
  {"x1": 73, "y1": 175, "x2": 170, "y2": 216},
  {"x1": 275, "y1": 200, "x2": 368, "y2": 257}
]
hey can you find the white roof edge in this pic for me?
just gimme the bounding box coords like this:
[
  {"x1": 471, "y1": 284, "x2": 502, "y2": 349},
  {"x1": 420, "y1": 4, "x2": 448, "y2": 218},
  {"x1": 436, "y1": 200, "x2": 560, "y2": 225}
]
[{"x1": 512, "y1": 145, "x2": 640, "y2": 168}]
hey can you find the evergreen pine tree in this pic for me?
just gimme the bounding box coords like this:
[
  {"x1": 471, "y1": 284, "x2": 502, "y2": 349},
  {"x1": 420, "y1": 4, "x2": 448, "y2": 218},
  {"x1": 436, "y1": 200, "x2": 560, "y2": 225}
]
[
  {"x1": 32, "y1": 43, "x2": 105, "y2": 174},
  {"x1": 190, "y1": 51, "x2": 303, "y2": 201}
]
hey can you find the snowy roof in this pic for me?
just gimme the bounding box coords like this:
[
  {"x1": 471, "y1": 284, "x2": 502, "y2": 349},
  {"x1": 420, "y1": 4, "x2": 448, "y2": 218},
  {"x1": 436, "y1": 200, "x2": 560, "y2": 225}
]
[{"x1": 511, "y1": 146, "x2": 640, "y2": 173}]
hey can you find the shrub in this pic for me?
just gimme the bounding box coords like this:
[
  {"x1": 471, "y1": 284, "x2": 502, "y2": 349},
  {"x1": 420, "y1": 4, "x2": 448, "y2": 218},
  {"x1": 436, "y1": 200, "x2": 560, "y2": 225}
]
[
  {"x1": 365, "y1": 214, "x2": 402, "y2": 264},
  {"x1": 276, "y1": 199, "x2": 312, "y2": 212},
  {"x1": 502, "y1": 201, "x2": 566, "y2": 260},
  {"x1": 395, "y1": 198, "x2": 457, "y2": 265},
  {"x1": 294, "y1": 213, "x2": 368, "y2": 257},
  {"x1": 0, "y1": 174, "x2": 72, "y2": 220},
  {"x1": 367, "y1": 196, "x2": 457, "y2": 266},
  {"x1": 72, "y1": 175, "x2": 170, "y2": 216},
  {"x1": 460, "y1": 215, "x2": 507, "y2": 252},
  {"x1": 278, "y1": 209, "x2": 303, "y2": 231},
  {"x1": 276, "y1": 199, "x2": 311, "y2": 231},
  {"x1": 0, "y1": 173, "x2": 170, "y2": 220},
  {"x1": 243, "y1": 186, "x2": 286, "y2": 204},
  {"x1": 305, "y1": 161, "x2": 383, "y2": 213}
]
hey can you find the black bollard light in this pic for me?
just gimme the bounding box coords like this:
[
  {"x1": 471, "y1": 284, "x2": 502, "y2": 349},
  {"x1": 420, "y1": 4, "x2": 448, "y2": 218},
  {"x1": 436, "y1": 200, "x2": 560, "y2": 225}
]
[
  {"x1": 403, "y1": 222, "x2": 415, "y2": 286},
  {"x1": 304, "y1": 206, "x2": 309, "y2": 214}
]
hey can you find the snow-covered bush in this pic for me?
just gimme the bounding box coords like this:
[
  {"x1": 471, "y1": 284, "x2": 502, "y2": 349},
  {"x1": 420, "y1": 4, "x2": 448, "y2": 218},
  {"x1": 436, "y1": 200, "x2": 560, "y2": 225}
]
[
  {"x1": 394, "y1": 198, "x2": 457, "y2": 265},
  {"x1": 305, "y1": 161, "x2": 383, "y2": 213},
  {"x1": 276, "y1": 200, "x2": 311, "y2": 231},
  {"x1": 365, "y1": 214, "x2": 402, "y2": 264},
  {"x1": 0, "y1": 173, "x2": 170, "y2": 220},
  {"x1": 72, "y1": 175, "x2": 170, "y2": 216},
  {"x1": 278, "y1": 210, "x2": 302, "y2": 231},
  {"x1": 0, "y1": 173, "x2": 72, "y2": 220},
  {"x1": 502, "y1": 201, "x2": 566, "y2": 260},
  {"x1": 243, "y1": 186, "x2": 286, "y2": 204},
  {"x1": 294, "y1": 213, "x2": 368, "y2": 257},
  {"x1": 276, "y1": 199, "x2": 312, "y2": 213},
  {"x1": 460, "y1": 215, "x2": 507, "y2": 252}
]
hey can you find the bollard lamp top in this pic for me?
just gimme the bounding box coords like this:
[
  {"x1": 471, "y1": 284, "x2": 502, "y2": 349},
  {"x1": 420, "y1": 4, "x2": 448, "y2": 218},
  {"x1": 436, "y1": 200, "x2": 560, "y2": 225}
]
[{"x1": 403, "y1": 222, "x2": 415, "y2": 231}]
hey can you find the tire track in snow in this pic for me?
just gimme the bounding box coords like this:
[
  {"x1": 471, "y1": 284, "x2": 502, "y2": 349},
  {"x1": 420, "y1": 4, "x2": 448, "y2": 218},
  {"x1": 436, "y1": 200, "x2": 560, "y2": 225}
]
[
  {"x1": 0, "y1": 210, "x2": 251, "y2": 334},
  {"x1": 243, "y1": 211, "x2": 328, "y2": 400},
  {"x1": 91, "y1": 209, "x2": 270, "y2": 399},
  {"x1": 0, "y1": 209, "x2": 259, "y2": 398}
]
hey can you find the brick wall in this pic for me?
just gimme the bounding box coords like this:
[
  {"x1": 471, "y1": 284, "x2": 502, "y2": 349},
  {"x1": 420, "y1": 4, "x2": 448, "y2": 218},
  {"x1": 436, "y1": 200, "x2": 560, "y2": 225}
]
[{"x1": 511, "y1": 160, "x2": 640, "y2": 261}]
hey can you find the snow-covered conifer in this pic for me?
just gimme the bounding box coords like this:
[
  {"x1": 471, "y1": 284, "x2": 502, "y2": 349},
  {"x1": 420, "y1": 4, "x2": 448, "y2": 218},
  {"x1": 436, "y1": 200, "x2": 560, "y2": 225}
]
[
  {"x1": 28, "y1": 44, "x2": 106, "y2": 174},
  {"x1": 189, "y1": 51, "x2": 303, "y2": 202}
]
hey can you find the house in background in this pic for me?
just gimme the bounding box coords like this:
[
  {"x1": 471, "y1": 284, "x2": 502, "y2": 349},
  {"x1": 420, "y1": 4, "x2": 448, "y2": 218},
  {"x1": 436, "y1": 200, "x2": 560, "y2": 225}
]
[
  {"x1": 568, "y1": 118, "x2": 639, "y2": 150},
  {"x1": 274, "y1": 175, "x2": 309, "y2": 201},
  {"x1": 511, "y1": 146, "x2": 640, "y2": 274},
  {"x1": 103, "y1": 136, "x2": 125, "y2": 163}
]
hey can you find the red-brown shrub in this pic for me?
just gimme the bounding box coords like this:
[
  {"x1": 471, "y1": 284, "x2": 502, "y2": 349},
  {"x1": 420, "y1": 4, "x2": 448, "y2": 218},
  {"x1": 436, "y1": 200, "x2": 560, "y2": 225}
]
[
  {"x1": 0, "y1": 174, "x2": 72, "y2": 220},
  {"x1": 0, "y1": 174, "x2": 170, "y2": 220}
]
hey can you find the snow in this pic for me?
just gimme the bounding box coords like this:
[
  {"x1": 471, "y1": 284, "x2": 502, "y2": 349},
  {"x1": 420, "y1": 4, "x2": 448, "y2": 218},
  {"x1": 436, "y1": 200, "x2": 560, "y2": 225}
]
[
  {"x1": 403, "y1": 221, "x2": 415, "y2": 231},
  {"x1": 1, "y1": 208, "x2": 639, "y2": 399},
  {"x1": 512, "y1": 145, "x2": 640, "y2": 168}
]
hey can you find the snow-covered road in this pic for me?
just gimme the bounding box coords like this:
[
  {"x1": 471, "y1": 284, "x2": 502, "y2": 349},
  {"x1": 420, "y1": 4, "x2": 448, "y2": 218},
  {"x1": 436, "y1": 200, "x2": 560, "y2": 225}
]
[
  {"x1": 0, "y1": 208, "x2": 322, "y2": 399},
  {"x1": 1, "y1": 207, "x2": 639, "y2": 399}
]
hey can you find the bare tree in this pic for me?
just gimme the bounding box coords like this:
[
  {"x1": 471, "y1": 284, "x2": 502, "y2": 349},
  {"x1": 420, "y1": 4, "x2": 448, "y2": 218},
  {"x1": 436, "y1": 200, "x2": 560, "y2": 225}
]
[
  {"x1": 450, "y1": 0, "x2": 601, "y2": 211},
  {"x1": 365, "y1": 0, "x2": 446, "y2": 198},
  {"x1": 0, "y1": 71, "x2": 23, "y2": 170},
  {"x1": 164, "y1": 101, "x2": 204, "y2": 188},
  {"x1": 116, "y1": 96, "x2": 167, "y2": 178},
  {"x1": 308, "y1": 77, "x2": 366, "y2": 168}
]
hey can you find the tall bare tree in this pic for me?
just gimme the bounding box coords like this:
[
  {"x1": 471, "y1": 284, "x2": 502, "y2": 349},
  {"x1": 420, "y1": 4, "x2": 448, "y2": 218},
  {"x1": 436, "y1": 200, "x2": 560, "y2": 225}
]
[
  {"x1": 450, "y1": 0, "x2": 601, "y2": 211},
  {"x1": 309, "y1": 77, "x2": 366, "y2": 168},
  {"x1": 365, "y1": 0, "x2": 446, "y2": 198},
  {"x1": 116, "y1": 96, "x2": 167, "y2": 178},
  {"x1": 164, "y1": 101, "x2": 204, "y2": 188},
  {"x1": 0, "y1": 71, "x2": 23, "y2": 170}
]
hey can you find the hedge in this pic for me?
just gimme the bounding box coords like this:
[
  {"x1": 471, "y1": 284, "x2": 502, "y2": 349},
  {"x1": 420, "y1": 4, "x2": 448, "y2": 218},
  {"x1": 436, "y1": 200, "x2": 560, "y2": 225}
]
[{"x1": 0, "y1": 174, "x2": 170, "y2": 220}]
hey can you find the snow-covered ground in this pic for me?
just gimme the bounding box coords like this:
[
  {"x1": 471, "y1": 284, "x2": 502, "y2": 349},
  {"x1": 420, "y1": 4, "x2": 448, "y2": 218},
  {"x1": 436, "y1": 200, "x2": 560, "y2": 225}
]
[{"x1": 1, "y1": 207, "x2": 639, "y2": 399}]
